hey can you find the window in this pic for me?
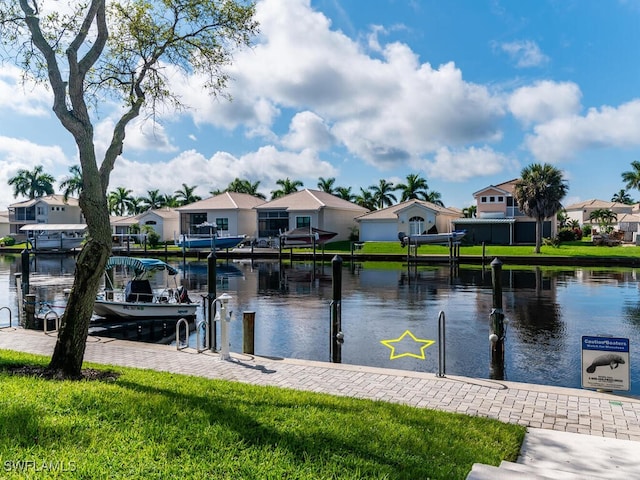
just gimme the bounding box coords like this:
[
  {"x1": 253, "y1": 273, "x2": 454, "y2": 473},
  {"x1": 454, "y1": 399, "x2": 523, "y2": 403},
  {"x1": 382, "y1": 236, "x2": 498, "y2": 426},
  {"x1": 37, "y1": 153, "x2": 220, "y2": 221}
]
[
  {"x1": 216, "y1": 218, "x2": 229, "y2": 231},
  {"x1": 409, "y1": 216, "x2": 425, "y2": 235},
  {"x1": 187, "y1": 213, "x2": 207, "y2": 234},
  {"x1": 498, "y1": 196, "x2": 504, "y2": 202},
  {"x1": 481, "y1": 196, "x2": 487, "y2": 203},
  {"x1": 296, "y1": 216, "x2": 311, "y2": 229},
  {"x1": 37, "y1": 207, "x2": 45, "y2": 215},
  {"x1": 490, "y1": 196, "x2": 495, "y2": 202},
  {"x1": 258, "y1": 211, "x2": 289, "y2": 237},
  {"x1": 145, "y1": 220, "x2": 157, "y2": 225}
]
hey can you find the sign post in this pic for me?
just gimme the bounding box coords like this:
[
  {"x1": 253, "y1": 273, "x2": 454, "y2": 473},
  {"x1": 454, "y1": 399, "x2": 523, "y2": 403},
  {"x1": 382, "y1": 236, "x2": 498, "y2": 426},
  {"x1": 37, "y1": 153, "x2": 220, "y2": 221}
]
[{"x1": 582, "y1": 336, "x2": 630, "y2": 392}]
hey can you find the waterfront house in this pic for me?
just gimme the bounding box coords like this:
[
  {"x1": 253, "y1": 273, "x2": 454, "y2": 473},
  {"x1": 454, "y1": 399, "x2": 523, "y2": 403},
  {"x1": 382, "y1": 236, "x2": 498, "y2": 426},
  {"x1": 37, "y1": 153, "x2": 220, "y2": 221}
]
[
  {"x1": 0, "y1": 211, "x2": 9, "y2": 238},
  {"x1": 356, "y1": 199, "x2": 462, "y2": 242},
  {"x1": 451, "y1": 179, "x2": 557, "y2": 245},
  {"x1": 564, "y1": 199, "x2": 633, "y2": 227},
  {"x1": 8, "y1": 195, "x2": 84, "y2": 240},
  {"x1": 255, "y1": 189, "x2": 368, "y2": 243},
  {"x1": 177, "y1": 192, "x2": 266, "y2": 241},
  {"x1": 110, "y1": 208, "x2": 179, "y2": 243}
]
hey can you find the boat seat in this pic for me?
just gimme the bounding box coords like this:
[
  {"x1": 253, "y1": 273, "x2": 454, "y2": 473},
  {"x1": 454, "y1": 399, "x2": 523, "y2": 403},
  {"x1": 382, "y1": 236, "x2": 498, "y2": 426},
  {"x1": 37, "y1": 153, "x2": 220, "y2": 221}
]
[{"x1": 125, "y1": 280, "x2": 154, "y2": 303}]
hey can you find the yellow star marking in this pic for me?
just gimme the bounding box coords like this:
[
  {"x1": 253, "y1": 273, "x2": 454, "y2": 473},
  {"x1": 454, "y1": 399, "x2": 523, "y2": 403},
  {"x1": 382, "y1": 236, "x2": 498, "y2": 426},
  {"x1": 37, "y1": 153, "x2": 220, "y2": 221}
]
[{"x1": 380, "y1": 330, "x2": 435, "y2": 360}]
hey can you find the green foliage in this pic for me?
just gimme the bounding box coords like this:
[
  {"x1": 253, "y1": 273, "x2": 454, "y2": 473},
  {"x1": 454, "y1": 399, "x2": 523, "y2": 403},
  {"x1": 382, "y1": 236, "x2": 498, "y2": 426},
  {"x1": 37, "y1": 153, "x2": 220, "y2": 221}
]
[
  {"x1": 0, "y1": 351, "x2": 524, "y2": 479},
  {"x1": 0, "y1": 236, "x2": 16, "y2": 247},
  {"x1": 582, "y1": 224, "x2": 592, "y2": 236}
]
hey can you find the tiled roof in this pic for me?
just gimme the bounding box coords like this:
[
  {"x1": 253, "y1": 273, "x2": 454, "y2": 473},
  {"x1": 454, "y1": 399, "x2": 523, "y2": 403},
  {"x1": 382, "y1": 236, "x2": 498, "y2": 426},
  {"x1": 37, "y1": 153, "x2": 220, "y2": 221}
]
[
  {"x1": 9, "y1": 194, "x2": 79, "y2": 208},
  {"x1": 256, "y1": 189, "x2": 369, "y2": 212},
  {"x1": 177, "y1": 192, "x2": 265, "y2": 211},
  {"x1": 356, "y1": 199, "x2": 461, "y2": 221},
  {"x1": 565, "y1": 199, "x2": 632, "y2": 210}
]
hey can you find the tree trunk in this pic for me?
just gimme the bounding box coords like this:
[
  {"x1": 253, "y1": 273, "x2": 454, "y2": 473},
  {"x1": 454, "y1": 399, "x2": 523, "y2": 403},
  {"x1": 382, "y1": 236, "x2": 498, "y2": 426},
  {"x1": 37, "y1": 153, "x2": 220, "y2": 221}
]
[
  {"x1": 535, "y1": 218, "x2": 542, "y2": 254},
  {"x1": 48, "y1": 238, "x2": 111, "y2": 376}
]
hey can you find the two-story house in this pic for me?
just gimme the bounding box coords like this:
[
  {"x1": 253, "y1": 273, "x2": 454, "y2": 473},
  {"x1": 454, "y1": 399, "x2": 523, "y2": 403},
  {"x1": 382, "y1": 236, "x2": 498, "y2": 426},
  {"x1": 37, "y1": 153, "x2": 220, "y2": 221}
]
[
  {"x1": 452, "y1": 179, "x2": 556, "y2": 245},
  {"x1": 8, "y1": 195, "x2": 85, "y2": 239}
]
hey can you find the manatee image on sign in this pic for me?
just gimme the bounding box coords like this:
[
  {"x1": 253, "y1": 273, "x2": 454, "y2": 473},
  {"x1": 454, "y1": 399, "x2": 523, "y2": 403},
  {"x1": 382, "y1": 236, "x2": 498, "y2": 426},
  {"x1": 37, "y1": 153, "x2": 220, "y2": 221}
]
[{"x1": 586, "y1": 354, "x2": 626, "y2": 373}]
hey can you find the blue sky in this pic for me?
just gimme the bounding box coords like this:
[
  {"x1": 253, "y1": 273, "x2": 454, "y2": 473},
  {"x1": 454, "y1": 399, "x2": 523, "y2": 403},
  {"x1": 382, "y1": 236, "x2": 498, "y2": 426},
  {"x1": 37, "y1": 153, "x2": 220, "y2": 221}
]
[{"x1": 2, "y1": 0, "x2": 640, "y2": 210}]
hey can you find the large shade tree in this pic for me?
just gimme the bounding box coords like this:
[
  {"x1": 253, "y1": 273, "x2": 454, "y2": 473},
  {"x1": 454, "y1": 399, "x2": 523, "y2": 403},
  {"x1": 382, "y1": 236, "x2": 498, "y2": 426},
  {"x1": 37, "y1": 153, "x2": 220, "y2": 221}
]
[
  {"x1": 8, "y1": 164, "x2": 55, "y2": 199},
  {"x1": 0, "y1": 0, "x2": 257, "y2": 376},
  {"x1": 514, "y1": 163, "x2": 568, "y2": 254}
]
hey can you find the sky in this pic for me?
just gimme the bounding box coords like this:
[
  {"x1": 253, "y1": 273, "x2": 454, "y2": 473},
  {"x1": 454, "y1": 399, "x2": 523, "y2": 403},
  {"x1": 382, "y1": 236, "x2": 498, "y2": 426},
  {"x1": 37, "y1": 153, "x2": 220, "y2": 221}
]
[{"x1": 2, "y1": 0, "x2": 640, "y2": 211}]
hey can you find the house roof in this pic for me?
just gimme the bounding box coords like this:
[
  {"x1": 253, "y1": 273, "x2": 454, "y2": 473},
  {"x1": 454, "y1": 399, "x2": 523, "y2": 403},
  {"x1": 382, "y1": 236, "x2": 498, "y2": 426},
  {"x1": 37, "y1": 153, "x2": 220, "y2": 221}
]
[
  {"x1": 139, "y1": 207, "x2": 178, "y2": 220},
  {"x1": 9, "y1": 194, "x2": 79, "y2": 208},
  {"x1": 565, "y1": 199, "x2": 632, "y2": 211},
  {"x1": 356, "y1": 199, "x2": 461, "y2": 221},
  {"x1": 613, "y1": 213, "x2": 640, "y2": 223},
  {"x1": 256, "y1": 189, "x2": 369, "y2": 213},
  {"x1": 472, "y1": 179, "x2": 518, "y2": 198},
  {"x1": 177, "y1": 192, "x2": 266, "y2": 211}
]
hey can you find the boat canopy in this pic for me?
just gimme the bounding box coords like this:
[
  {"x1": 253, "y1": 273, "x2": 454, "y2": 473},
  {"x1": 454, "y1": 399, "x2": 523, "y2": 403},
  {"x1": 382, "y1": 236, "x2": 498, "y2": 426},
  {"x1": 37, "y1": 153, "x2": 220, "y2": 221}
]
[
  {"x1": 20, "y1": 224, "x2": 87, "y2": 231},
  {"x1": 105, "y1": 257, "x2": 178, "y2": 276}
]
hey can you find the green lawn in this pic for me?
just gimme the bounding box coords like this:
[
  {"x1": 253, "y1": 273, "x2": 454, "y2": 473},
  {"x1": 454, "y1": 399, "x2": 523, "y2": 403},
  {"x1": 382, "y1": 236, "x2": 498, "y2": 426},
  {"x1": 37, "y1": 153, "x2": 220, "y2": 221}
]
[
  {"x1": 0, "y1": 351, "x2": 524, "y2": 479},
  {"x1": 325, "y1": 238, "x2": 640, "y2": 258}
]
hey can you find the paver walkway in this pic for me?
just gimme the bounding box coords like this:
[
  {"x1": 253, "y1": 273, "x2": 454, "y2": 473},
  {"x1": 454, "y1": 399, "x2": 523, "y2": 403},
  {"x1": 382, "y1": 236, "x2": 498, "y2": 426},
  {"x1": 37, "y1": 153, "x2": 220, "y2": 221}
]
[{"x1": 1, "y1": 328, "x2": 639, "y2": 442}]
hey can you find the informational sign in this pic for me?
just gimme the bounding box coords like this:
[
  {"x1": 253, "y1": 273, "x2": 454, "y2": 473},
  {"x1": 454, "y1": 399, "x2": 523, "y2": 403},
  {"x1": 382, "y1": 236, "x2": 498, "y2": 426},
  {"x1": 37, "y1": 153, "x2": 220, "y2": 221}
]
[{"x1": 582, "y1": 336, "x2": 630, "y2": 391}]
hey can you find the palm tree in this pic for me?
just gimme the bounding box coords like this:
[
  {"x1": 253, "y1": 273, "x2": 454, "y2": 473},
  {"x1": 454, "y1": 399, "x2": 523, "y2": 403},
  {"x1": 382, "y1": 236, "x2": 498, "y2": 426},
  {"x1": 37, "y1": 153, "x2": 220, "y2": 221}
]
[
  {"x1": 174, "y1": 183, "x2": 201, "y2": 206},
  {"x1": 514, "y1": 163, "x2": 568, "y2": 253},
  {"x1": 58, "y1": 165, "x2": 83, "y2": 202},
  {"x1": 127, "y1": 197, "x2": 143, "y2": 215},
  {"x1": 224, "y1": 178, "x2": 266, "y2": 199},
  {"x1": 462, "y1": 205, "x2": 477, "y2": 218},
  {"x1": 369, "y1": 179, "x2": 397, "y2": 209},
  {"x1": 621, "y1": 161, "x2": 640, "y2": 193},
  {"x1": 335, "y1": 186, "x2": 355, "y2": 202},
  {"x1": 396, "y1": 173, "x2": 429, "y2": 202},
  {"x1": 8, "y1": 165, "x2": 55, "y2": 199},
  {"x1": 317, "y1": 177, "x2": 336, "y2": 194},
  {"x1": 162, "y1": 194, "x2": 180, "y2": 208},
  {"x1": 139, "y1": 189, "x2": 165, "y2": 211},
  {"x1": 354, "y1": 187, "x2": 376, "y2": 211},
  {"x1": 108, "y1": 187, "x2": 134, "y2": 216},
  {"x1": 589, "y1": 208, "x2": 617, "y2": 234},
  {"x1": 424, "y1": 190, "x2": 445, "y2": 207},
  {"x1": 270, "y1": 178, "x2": 303, "y2": 199},
  {"x1": 611, "y1": 189, "x2": 634, "y2": 205}
]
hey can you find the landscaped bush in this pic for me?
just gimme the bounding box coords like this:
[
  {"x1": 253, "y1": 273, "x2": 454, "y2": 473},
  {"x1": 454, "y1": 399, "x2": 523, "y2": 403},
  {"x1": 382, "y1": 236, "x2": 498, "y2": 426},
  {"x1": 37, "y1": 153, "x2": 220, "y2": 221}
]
[
  {"x1": 582, "y1": 224, "x2": 592, "y2": 237},
  {"x1": 558, "y1": 227, "x2": 582, "y2": 241},
  {"x1": 0, "y1": 236, "x2": 15, "y2": 246}
]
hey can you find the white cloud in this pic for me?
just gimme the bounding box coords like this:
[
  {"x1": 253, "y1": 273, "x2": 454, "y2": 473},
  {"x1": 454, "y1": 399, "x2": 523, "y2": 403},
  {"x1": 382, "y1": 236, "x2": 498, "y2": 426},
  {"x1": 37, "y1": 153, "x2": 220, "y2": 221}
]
[
  {"x1": 109, "y1": 145, "x2": 337, "y2": 200},
  {"x1": 281, "y1": 111, "x2": 335, "y2": 151},
  {"x1": 499, "y1": 40, "x2": 550, "y2": 68},
  {"x1": 509, "y1": 81, "x2": 582, "y2": 125},
  {"x1": 174, "y1": 0, "x2": 504, "y2": 169},
  {"x1": 526, "y1": 99, "x2": 640, "y2": 162},
  {"x1": 0, "y1": 136, "x2": 70, "y2": 208},
  {"x1": 0, "y1": 65, "x2": 52, "y2": 117},
  {"x1": 423, "y1": 146, "x2": 518, "y2": 182}
]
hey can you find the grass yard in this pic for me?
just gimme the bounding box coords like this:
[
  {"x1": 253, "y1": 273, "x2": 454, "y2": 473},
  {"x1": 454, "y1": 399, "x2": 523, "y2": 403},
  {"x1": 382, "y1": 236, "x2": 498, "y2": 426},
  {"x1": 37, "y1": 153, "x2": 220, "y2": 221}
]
[{"x1": 0, "y1": 351, "x2": 524, "y2": 479}]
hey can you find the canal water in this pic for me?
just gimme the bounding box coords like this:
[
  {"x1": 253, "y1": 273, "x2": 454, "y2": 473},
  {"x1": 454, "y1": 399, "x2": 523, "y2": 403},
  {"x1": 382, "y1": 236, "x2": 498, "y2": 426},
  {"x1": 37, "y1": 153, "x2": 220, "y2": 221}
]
[{"x1": 1, "y1": 252, "x2": 639, "y2": 397}]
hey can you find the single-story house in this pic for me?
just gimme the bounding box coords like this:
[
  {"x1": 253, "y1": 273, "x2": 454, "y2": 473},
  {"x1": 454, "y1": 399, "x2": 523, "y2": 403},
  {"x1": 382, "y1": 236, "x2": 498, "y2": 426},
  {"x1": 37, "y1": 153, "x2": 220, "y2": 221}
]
[
  {"x1": 356, "y1": 199, "x2": 462, "y2": 242},
  {"x1": 564, "y1": 199, "x2": 634, "y2": 227},
  {"x1": 176, "y1": 192, "x2": 266, "y2": 240},
  {"x1": 8, "y1": 195, "x2": 84, "y2": 239},
  {"x1": 255, "y1": 189, "x2": 369, "y2": 243},
  {"x1": 452, "y1": 179, "x2": 556, "y2": 245},
  {"x1": 110, "y1": 208, "x2": 180, "y2": 242}
]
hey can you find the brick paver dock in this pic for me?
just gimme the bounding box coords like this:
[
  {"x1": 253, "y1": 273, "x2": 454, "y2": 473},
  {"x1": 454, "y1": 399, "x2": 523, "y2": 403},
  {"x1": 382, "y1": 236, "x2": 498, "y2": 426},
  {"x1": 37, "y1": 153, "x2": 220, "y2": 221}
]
[{"x1": 1, "y1": 328, "x2": 639, "y2": 442}]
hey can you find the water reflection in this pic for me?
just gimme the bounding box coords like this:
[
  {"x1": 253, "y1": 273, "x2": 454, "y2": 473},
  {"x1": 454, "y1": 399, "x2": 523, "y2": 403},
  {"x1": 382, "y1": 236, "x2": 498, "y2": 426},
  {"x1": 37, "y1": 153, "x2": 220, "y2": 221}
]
[{"x1": 1, "y1": 254, "x2": 639, "y2": 396}]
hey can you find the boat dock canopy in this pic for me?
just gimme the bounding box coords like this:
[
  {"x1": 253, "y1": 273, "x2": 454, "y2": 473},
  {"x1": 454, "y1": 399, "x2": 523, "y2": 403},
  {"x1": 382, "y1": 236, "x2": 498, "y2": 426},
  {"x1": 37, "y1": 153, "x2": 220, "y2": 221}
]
[
  {"x1": 20, "y1": 224, "x2": 87, "y2": 231},
  {"x1": 105, "y1": 257, "x2": 179, "y2": 276}
]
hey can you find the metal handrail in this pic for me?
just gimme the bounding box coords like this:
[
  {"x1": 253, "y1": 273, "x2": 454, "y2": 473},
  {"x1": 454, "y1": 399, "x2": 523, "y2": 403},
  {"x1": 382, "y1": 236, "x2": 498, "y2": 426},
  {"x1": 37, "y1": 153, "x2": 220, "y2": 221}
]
[
  {"x1": 0, "y1": 307, "x2": 12, "y2": 328},
  {"x1": 195, "y1": 319, "x2": 208, "y2": 353},
  {"x1": 43, "y1": 310, "x2": 60, "y2": 334},
  {"x1": 437, "y1": 310, "x2": 446, "y2": 377},
  {"x1": 176, "y1": 318, "x2": 190, "y2": 350}
]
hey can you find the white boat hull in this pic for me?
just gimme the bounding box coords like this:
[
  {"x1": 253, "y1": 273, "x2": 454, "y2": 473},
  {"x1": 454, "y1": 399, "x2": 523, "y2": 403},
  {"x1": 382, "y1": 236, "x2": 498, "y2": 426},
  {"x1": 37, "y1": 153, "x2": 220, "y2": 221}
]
[
  {"x1": 400, "y1": 230, "x2": 467, "y2": 246},
  {"x1": 93, "y1": 300, "x2": 197, "y2": 319}
]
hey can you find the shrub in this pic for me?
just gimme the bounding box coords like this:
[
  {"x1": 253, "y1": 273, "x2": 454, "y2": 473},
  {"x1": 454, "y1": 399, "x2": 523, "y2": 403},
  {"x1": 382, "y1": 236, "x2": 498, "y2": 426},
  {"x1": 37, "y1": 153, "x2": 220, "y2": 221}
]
[
  {"x1": 557, "y1": 227, "x2": 580, "y2": 242},
  {"x1": 582, "y1": 224, "x2": 592, "y2": 237},
  {"x1": 146, "y1": 230, "x2": 161, "y2": 248},
  {"x1": 0, "y1": 236, "x2": 16, "y2": 246}
]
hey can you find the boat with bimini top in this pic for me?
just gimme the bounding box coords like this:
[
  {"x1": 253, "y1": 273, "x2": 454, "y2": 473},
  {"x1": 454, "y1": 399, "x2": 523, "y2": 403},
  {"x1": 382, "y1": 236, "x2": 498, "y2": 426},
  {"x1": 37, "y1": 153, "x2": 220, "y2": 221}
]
[{"x1": 93, "y1": 257, "x2": 198, "y2": 320}]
